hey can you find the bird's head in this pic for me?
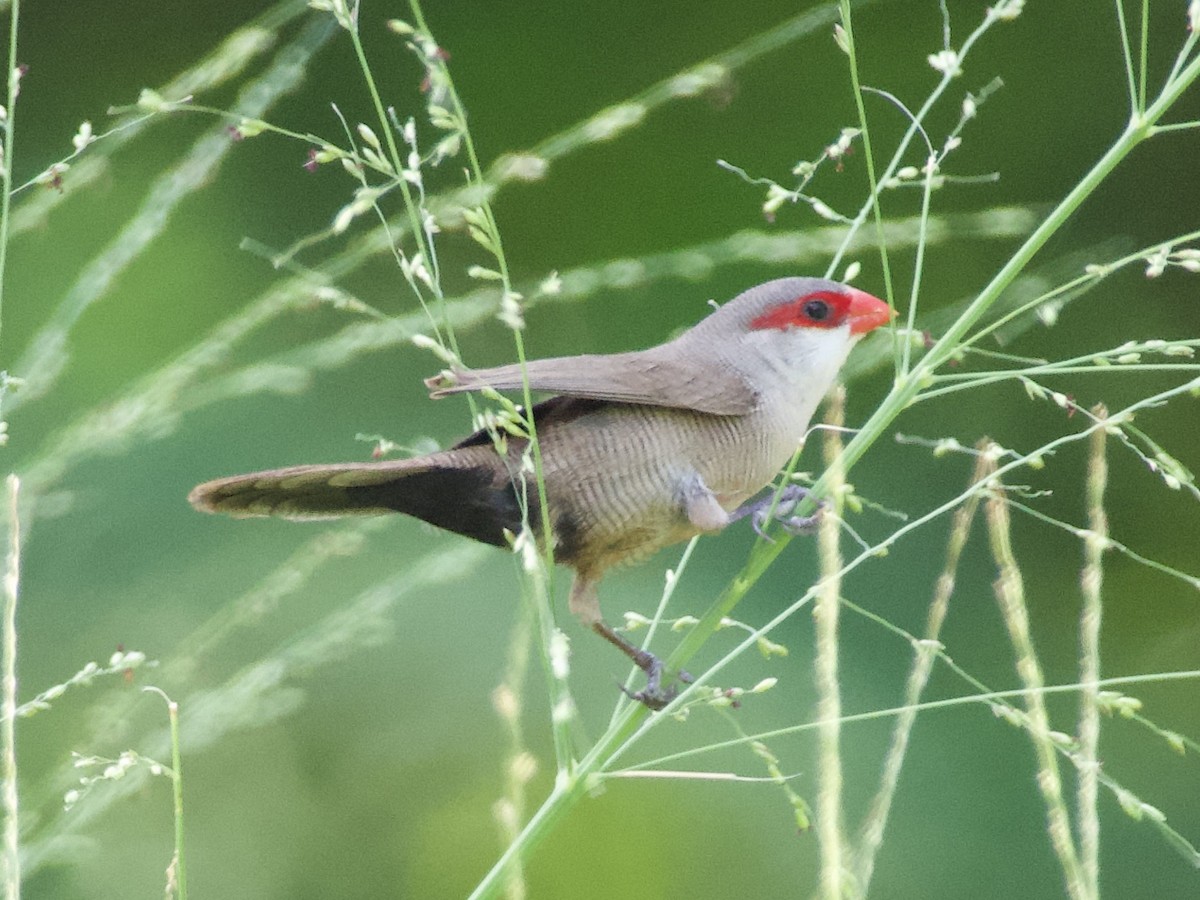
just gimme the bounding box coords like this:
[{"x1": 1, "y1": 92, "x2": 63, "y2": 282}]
[{"x1": 704, "y1": 277, "x2": 891, "y2": 414}]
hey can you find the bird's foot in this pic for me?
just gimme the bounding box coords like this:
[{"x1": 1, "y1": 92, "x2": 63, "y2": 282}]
[
  {"x1": 619, "y1": 652, "x2": 693, "y2": 711},
  {"x1": 593, "y1": 619, "x2": 692, "y2": 710},
  {"x1": 732, "y1": 485, "x2": 824, "y2": 542}
]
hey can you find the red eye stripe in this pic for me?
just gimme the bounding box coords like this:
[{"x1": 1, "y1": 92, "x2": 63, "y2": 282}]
[{"x1": 749, "y1": 291, "x2": 852, "y2": 331}]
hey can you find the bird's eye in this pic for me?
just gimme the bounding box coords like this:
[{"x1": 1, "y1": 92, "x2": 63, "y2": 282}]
[{"x1": 803, "y1": 299, "x2": 831, "y2": 321}]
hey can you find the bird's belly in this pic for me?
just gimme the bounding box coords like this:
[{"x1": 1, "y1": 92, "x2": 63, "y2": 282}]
[{"x1": 537, "y1": 404, "x2": 797, "y2": 573}]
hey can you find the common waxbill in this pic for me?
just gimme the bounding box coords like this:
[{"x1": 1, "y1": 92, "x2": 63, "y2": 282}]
[{"x1": 189, "y1": 277, "x2": 891, "y2": 707}]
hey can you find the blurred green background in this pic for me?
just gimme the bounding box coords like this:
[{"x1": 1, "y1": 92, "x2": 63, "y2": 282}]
[{"x1": 3, "y1": 0, "x2": 1199, "y2": 897}]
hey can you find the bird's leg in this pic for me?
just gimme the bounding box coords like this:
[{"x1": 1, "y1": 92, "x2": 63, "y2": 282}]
[
  {"x1": 569, "y1": 576, "x2": 691, "y2": 711},
  {"x1": 729, "y1": 484, "x2": 824, "y2": 541}
]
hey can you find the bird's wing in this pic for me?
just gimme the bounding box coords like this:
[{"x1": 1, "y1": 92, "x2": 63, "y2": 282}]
[{"x1": 425, "y1": 349, "x2": 757, "y2": 416}]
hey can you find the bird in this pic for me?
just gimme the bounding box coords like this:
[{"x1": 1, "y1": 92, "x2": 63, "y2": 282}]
[{"x1": 189, "y1": 277, "x2": 891, "y2": 707}]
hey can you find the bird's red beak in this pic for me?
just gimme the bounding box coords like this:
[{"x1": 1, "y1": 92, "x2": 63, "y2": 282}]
[{"x1": 845, "y1": 287, "x2": 893, "y2": 336}]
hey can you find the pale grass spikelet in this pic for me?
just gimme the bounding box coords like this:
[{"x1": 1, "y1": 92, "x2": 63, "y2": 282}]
[
  {"x1": 431, "y1": 132, "x2": 461, "y2": 163},
  {"x1": 622, "y1": 611, "x2": 652, "y2": 631},
  {"x1": 833, "y1": 23, "x2": 850, "y2": 55},
  {"x1": 1189, "y1": 1, "x2": 1199, "y2": 32},
  {"x1": 1144, "y1": 247, "x2": 1169, "y2": 278},
  {"x1": 426, "y1": 104, "x2": 459, "y2": 132},
  {"x1": 1097, "y1": 690, "x2": 1143, "y2": 718},
  {"x1": 756, "y1": 635, "x2": 789, "y2": 658},
  {"x1": 467, "y1": 265, "x2": 503, "y2": 281},
  {"x1": 493, "y1": 798, "x2": 518, "y2": 833},
  {"x1": 545, "y1": 635, "x2": 570, "y2": 686},
  {"x1": 332, "y1": 186, "x2": 384, "y2": 234},
  {"x1": 33, "y1": 163, "x2": 69, "y2": 189},
  {"x1": 498, "y1": 290, "x2": 525, "y2": 331},
  {"x1": 399, "y1": 251, "x2": 434, "y2": 290},
  {"x1": 810, "y1": 198, "x2": 841, "y2": 222},
  {"x1": 750, "y1": 677, "x2": 778, "y2": 694},
  {"x1": 763, "y1": 183, "x2": 792, "y2": 217},
  {"x1": 511, "y1": 526, "x2": 540, "y2": 573},
  {"x1": 1036, "y1": 300, "x2": 1061, "y2": 327},
  {"x1": 1164, "y1": 731, "x2": 1187, "y2": 755},
  {"x1": 356, "y1": 123, "x2": 381, "y2": 152},
  {"x1": 311, "y1": 143, "x2": 342, "y2": 165},
  {"x1": 551, "y1": 697, "x2": 575, "y2": 726},
  {"x1": 509, "y1": 751, "x2": 538, "y2": 785},
  {"x1": 136, "y1": 88, "x2": 170, "y2": 113},
  {"x1": 842, "y1": 261, "x2": 861, "y2": 283},
  {"x1": 668, "y1": 63, "x2": 728, "y2": 97},
  {"x1": 539, "y1": 271, "x2": 563, "y2": 295},
  {"x1": 494, "y1": 153, "x2": 549, "y2": 182},
  {"x1": 928, "y1": 49, "x2": 962, "y2": 77},
  {"x1": 110, "y1": 649, "x2": 147, "y2": 670},
  {"x1": 72, "y1": 121, "x2": 95, "y2": 152},
  {"x1": 492, "y1": 684, "x2": 519, "y2": 722},
  {"x1": 410, "y1": 333, "x2": 460, "y2": 366},
  {"x1": 826, "y1": 127, "x2": 860, "y2": 159},
  {"x1": 989, "y1": 0, "x2": 1025, "y2": 22},
  {"x1": 235, "y1": 118, "x2": 267, "y2": 139},
  {"x1": 583, "y1": 103, "x2": 647, "y2": 142}
]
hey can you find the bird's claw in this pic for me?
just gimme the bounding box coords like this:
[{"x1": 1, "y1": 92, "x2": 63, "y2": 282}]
[
  {"x1": 619, "y1": 653, "x2": 693, "y2": 711},
  {"x1": 743, "y1": 485, "x2": 824, "y2": 540}
]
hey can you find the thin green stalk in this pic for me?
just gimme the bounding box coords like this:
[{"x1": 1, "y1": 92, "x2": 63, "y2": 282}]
[
  {"x1": 837, "y1": 0, "x2": 897, "y2": 371},
  {"x1": 1078, "y1": 407, "x2": 1109, "y2": 899},
  {"x1": 144, "y1": 688, "x2": 186, "y2": 900},
  {"x1": 0, "y1": 0, "x2": 19, "y2": 354},
  {"x1": 167, "y1": 697, "x2": 187, "y2": 900},
  {"x1": 492, "y1": 597, "x2": 534, "y2": 900},
  {"x1": 814, "y1": 390, "x2": 847, "y2": 900},
  {"x1": 1114, "y1": 0, "x2": 1138, "y2": 112},
  {"x1": 1137, "y1": 0, "x2": 1149, "y2": 113},
  {"x1": 2, "y1": 476, "x2": 19, "y2": 900},
  {"x1": 984, "y1": 457, "x2": 1087, "y2": 900}
]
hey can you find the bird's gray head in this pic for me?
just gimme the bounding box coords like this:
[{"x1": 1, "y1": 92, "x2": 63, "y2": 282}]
[{"x1": 699, "y1": 277, "x2": 891, "y2": 338}]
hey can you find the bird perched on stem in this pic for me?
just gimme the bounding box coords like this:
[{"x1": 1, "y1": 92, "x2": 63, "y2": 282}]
[{"x1": 190, "y1": 277, "x2": 891, "y2": 707}]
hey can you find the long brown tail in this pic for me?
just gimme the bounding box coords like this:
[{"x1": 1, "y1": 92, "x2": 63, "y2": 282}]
[{"x1": 188, "y1": 450, "x2": 524, "y2": 548}]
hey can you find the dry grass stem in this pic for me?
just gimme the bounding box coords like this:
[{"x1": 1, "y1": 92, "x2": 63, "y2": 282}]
[
  {"x1": 815, "y1": 387, "x2": 847, "y2": 899},
  {"x1": 983, "y1": 448, "x2": 1087, "y2": 900}
]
